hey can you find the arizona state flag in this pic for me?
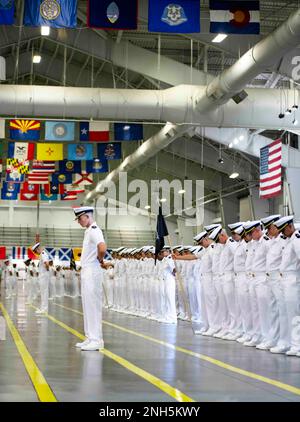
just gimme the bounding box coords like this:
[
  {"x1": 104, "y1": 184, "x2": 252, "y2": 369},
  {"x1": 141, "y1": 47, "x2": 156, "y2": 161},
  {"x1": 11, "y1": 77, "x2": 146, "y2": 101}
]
[
  {"x1": 37, "y1": 143, "x2": 63, "y2": 161},
  {"x1": 88, "y1": 0, "x2": 138, "y2": 30},
  {"x1": 10, "y1": 119, "x2": 40, "y2": 140}
]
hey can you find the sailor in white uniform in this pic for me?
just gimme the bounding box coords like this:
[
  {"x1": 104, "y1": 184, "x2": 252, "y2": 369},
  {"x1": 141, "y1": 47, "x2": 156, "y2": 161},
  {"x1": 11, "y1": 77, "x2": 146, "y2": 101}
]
[
  {"x1": 73, "y1": 206, "x2": 107, "y2": 352},
  {"x1": 33, "y1": 242, "x2": 50, "y2": 315}
]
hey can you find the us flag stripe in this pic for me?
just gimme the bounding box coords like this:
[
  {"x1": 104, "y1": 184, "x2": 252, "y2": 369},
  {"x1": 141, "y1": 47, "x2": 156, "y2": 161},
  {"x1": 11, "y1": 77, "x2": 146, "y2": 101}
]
[{"x1": 259, "y1": 139, "x2": 282, "y2": 199}]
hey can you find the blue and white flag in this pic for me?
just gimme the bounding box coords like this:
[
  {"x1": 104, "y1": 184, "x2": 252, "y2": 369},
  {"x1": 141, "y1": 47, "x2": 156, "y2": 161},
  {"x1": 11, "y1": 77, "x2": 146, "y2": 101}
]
[
  {"x1": 45, "y1": 248, "x2": 56, "y2": 260},
  {"x1": 67, "y1": 144, "x2": 93, "y2": 161},
  {"x1": 97, "y1": 143, "x2": 122, "y2": 160},
  {"x1": 51, "y1": 172, "x2": 73, "y2": 185},
  {"x1": 58, "y1": 248, "x2": 72, "y2": 261},
  {"x1": 86, "y1": 158, "x2": 108, "y2": 174},
  {"x1": 209, "y1": 1, "x2": 260, "y2": 34},
  {"x1": 59, "y1": 160, "x2": 82, "y2": 174},
  {"x1": 88, "y1": 0, "x2": 137, "y2": 30},
  {"x1": 114, "y1": 123, "x2": 143, "y2": 141},
  {"x1": 0, "y1": 0, "x2": 14, "y2": 25},
  {"x1": 1, "y1": 182, "x2": 19, "y2": 200},
  {"x1": 148, "y1": 0, "x2": 200, "y2": 33},
  {"x1": 40, "y1": 187, "x2": 58, "y2": 201},
  {"x1": 24, "y1": 0, "x2": 77, "y2": 28},
  {"x1": 45, "y1": 121, "x2": 75, "y2": 141}
]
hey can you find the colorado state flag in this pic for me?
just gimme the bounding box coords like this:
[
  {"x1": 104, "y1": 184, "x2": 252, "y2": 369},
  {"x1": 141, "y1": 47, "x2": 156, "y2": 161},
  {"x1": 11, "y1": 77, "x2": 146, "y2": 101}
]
[
  {"x1": 148, "y1": 0, "x2": 200, "y2": 33},
  {"x1": 210, "y1": 1, "x2": 260, "y2": 34},
  {"x1": 88, "y1": 0, "x2": 137, "y2": 30},
  {"x1": 24, "y1": 0, "x2": 77, "y2": 28},
  {"x1": 10, "y1": 119, "x2": 40, "y2": 140}
]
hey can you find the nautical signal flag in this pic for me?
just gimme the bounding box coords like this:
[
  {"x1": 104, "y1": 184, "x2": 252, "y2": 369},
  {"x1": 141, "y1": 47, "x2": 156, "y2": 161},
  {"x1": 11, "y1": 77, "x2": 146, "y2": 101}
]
[
  {"x1": 0, "y1": 0, "x2": 14, "y2": 25},
  {"x1": 27, "y1": 247, "x2": 39, "y2": 260},
  {"x1": 24, "y1": 0, "x2": 78, "y2": 29},
  {"x1": 86, "y1": 158, "x2": 108, "y2": 173},
  {"x1": 97, "y1": 142, "x2": 122, "y2": 160},
  {"x1": 1, "y1": 182, "x2": 19, "y2": 200},
  {"x1": 45, "y1": 248, "x2": 56, "y2": 260},
  {"x1": 80, "y1": 121, "x2": 110, "y2": 142},
  {"x1": 8, "y1": 142, "x2": 35, "y2": 161},
  {"x1": 148, "y1": 0, "x2": 200, "y2": 33},
  {"x1": 59, "y1": 160, "x2": 82, "y2": 174},
  {"x1": 209, "y1": 1, "x2": 260, "y2": 34},
  {"x1": 45, "y1": 121, "x2": 75, "y2": 141},
  {"x1": 88, "y1": 0, "x2": 138, "y2": 30},
  {"x1": 10, "y1": 119, "x2": 40, "y2": 141},
  {"x1": 37, "y1": 143, "x2": 63, "y2": 161},
  {"x1": 51, "y1": 172, "x2": 73, "y2": 185},
  {"x1": 67, "y1": 143, "x2": 93, "y2": 161},
  {"x1": 114, "y1": 123, "x2": 143, "y2": 141},
  {"x1": 73, "y1": 248, "x2": 82, "y2": 261},
  {"x1": 0, "y1": 246, "x2": 6, "y2": 260},
  {"x1": 12, "y1": 247, "x2": 27, "y2": 260},
  {"x1": 58, "y1": 248, "x2": 72, "y2": 261}
]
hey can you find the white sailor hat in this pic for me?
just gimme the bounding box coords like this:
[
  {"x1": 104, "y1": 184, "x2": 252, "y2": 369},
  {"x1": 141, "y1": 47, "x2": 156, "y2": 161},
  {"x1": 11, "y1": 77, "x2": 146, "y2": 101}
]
[
  {"x1": 274, "y1": 215, "x2": 294, "y2": 232},
  {"x1": 228, "y1": 222, "x2": 244, "y2": 231},
  {"x1": 193, "y1": 231, "x2": 207, "y2": 243},
  {"x1": 31, "y1": 242, "x2": 40, "y2": 252},
  {"x1": 172, "y1": 245, "x2": 182, "y2": 250},
  {"x1": 162, "y1": 245, "x2": 171, "y2": 251},
  {"x1": 148, "y1": 246, "x2": 155, "y2": 253},
  {"x1": 193, "y1": 246, "x2": 203, "y2": 254},
  {"x1": 234, "y1": 226, "x2": 245, "y2": 236},
  {"x1": 73, "y1": 206, "x2": 94, "y2": 220},
  {"x1": 243, "y1": 220, "x2": 261, "y2": 234},
  {"x1": 209, "y1": 225, "x2": 222, "y2": 242},
  {"x1": 261, "y1": 214, "x2": 281, "y2": 229},
  {"x1": 204, "y1": 224, "x2": 221, "y2": 234},
  {"x1": 115, "y1": 247, "x2": 125, "y2": 253}
]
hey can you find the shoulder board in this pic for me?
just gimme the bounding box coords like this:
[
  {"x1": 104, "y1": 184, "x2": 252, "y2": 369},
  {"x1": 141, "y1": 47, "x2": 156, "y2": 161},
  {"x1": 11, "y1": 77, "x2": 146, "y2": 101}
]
[
  {"x1": 91, "y1": 225, "x2": 97, "y2": 229},
  {"x1": 296, "y1": 233, "x2": 300, "y2": 239},
  {"x1": 264, "y1": 236, "x2": 269, "y2": 241},
  {"x1": 229, "y1": 238, "x2": 235, "y2": 242}
]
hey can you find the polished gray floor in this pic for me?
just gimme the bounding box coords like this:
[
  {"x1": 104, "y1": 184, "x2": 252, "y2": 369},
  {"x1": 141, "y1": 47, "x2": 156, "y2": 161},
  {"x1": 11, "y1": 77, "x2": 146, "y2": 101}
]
[{"x1": 1, "y1": 284, "x2": 300, "y2": 402}]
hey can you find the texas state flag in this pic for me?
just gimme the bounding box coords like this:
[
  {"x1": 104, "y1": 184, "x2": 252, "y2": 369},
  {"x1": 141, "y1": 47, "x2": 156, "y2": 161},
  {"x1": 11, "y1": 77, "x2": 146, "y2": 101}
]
[
  {"x1": 80, "y1": 121, "x2": 110, "y2": 142},
  {"x1": 209, "y1": 1, "x2": 260, "y2": 34}
]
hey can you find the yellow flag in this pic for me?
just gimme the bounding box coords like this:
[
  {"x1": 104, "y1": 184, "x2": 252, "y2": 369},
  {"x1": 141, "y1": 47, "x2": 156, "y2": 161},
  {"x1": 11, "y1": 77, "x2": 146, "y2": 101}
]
[
  {"x1": 37, "y1": 143, "x2": 63, "y2": 161},
  {"x1": 73, "y1": 248, "x2": 82, "y2": 261}
]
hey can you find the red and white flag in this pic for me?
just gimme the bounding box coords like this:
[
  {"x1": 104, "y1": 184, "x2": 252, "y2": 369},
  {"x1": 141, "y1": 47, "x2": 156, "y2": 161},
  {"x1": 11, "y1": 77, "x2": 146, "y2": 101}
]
[
  {"x1": 65, "y1": 184, "x2": 85, "y2": 194},
  {"x1": 61, "y1": 191, "x2": 77, "y2": 201},
  {"x1": 80, "y1": 121, "x2": 110, "y2": 142},
  {"x1": 259, "y1": 139, "x2": 282, "y2": 199},
  {"x1": 28, "y1": 160, "x2": 55, "y2": 184},
  {"x1": 73, "y1": 172, "x2": 93, "y2": 186}
]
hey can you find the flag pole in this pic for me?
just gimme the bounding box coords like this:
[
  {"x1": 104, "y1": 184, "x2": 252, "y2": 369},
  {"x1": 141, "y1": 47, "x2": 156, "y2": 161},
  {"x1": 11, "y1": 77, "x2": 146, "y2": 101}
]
[{"x1": 36, "y1": 185, "x2": 40, "y2": 243}]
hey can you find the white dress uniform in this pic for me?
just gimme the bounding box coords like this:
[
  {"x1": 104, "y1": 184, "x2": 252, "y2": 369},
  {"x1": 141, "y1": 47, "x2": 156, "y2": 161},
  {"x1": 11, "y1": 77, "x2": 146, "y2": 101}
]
[
  {"x1": 49, "y1": 266, "x2": 57, "y2": 300},
  {"x1": 211, "y1": 243, "x2": 228, "y2": 338},
  {"x1": 5, "y1": 264, "x2": 13, "y2": 298},
  {"x1": 279, "y1": 230, "x2": 300, "y2": 355},
  {"x1": 80, "y1": 222, "x2": 105, "y2": 346},
  {"x1": 161, "y1": 255, "x2": 177, "y2": 323},
  {"x1": 38, "y1": 250, "x2": 50, "y2": 313},
  {"x1": 56, "y1": 268, "x2": 65, "y2": 298},
  {"x1": 11, "y1": 266, "x2": 18, "y2": 296},
  {"x1": 26, "y1": 264, "x2": 36, "y2": 304}
]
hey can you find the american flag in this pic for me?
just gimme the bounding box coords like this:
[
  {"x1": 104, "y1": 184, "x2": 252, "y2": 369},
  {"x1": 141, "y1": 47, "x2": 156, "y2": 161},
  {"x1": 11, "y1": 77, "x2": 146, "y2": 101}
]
[
  {"x1": 28, "y1": 161, "x2": 55, "y2": 184},
  {"x1": 259, "y1": 139, "x2": 282, "y2": 199}
]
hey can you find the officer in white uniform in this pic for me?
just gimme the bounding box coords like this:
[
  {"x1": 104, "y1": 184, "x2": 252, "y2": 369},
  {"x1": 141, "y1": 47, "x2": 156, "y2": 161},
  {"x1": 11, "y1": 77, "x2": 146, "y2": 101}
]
[
  {"x1": 33, "y1": 242, "x2": 50, "y2": 314},
  {"x1": 74, "y1": 206, "x2": 107, "y2": 351}
]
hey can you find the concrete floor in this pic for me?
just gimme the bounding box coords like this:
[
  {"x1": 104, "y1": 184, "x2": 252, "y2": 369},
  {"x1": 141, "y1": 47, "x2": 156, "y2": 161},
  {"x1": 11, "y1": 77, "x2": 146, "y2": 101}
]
[{"x1": 1, "y1": 283, "x2": 300, "y2": 402}]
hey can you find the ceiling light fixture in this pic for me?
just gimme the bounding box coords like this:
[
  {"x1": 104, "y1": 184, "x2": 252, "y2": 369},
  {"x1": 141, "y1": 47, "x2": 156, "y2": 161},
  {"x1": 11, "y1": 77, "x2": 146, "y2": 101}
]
[
  {"x1": 160, "y1": 198, "x2": 167, "y2": 203},
  {"x1": 32, "y1": 55, "x2": 41, "y2": 64},
  {"x1": 229, "y1": 172, "x2": 239, "y2": 179},
  {"x1": 212, "y1": 34, "x2": 228, "y2": 43},
  {"x1": 178, "y1": 189, "x2": 186, "y2": 194},
  {"x1": 145, "y1": 205, "x2": 151, "y2": 210},
  {"x1": 41, "y1": 26, "x2": 50, "y2": 36},
  {"x1": 228, "y1": 142, "x2": 233, "y2": 148},
  {"x1": 123, "y1": 125, "x2": 130, "y2": 131}
]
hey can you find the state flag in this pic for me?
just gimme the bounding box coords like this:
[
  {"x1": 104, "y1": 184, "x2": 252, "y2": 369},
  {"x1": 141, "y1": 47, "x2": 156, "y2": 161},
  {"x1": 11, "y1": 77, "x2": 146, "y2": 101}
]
[
  {"x1": 0, "y1": 0, "x2": 15, "y2": 25},
  {"x1": 61, "y1": 191, "x2": 77, "y2": 201},
  {"x1": 24, "y1": 0, "x2": 77, "y2": 28},
  {"x1": 8, "y1": 142, "x2": 35, "y2": 161},
  {"x1": 114, "y1": 123, "x2": 143, "y2": 141},
  {"x1": 40, "y1": 186, "x2": 58, "y2": 201},
  {"x1": 73, "y1": 172, "x2": 93, "y2": 186},
  {"x1": 148, "y1": 0, "x2": 200, "y2": 33},
  {"x1": 37, "y1": 143, "x2": 63, "y2": 161},
  {"x1": 51, "y1": 172, "x2": 73, "y2": 185},
  {"x1": 10, "y1": 119, "x2": 40, "y2": 141},
  {"x1": 65, "y1": 184, "x2": 85, "y2": 194},
  {"x1": 5, "y1": 172, "x2": 25, "y2": 183},
  {"x1": 44, "y1": 182, "x2": 65, "y2": 196},
  {"x1": 209, "y1": 1, "x2": 260, "y2": 34},
  {"x1": 20, "y1": 182, "x2": 39, "y2": 195},
  {"x1": 45, "y1": 121, "x2": 75, "y2": 141},
  {"x1": 59, "y1": 160, "x2": 82, "y2": 174},
  {"x1": 1, "y1": 182, "x2": 19, "y2": 200},
  {"x1": 88, "y1": 0, "x2": 138, "y2": 30},
  {"x1": 80, "y1": 121, "x2": 110, "y2": 142},
  {"x1": 86, "y1": 158, "x2": 108, "y2": 173},
  {"x1": 67, "y1": 143, "x2": 93, "y2": 161},
  {"x1": 20, "y1": 190, "x2": 38, "y2": 201},
  {"x1": 6, "y1": 158, "x2": 29, "y2": 175},
  {"x1": 97, "y1": 142, "x2": 122, "y2": 160}
]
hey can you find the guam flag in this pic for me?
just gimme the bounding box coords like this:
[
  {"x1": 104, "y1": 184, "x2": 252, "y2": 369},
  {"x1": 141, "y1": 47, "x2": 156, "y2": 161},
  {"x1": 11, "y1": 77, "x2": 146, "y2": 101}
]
[
  {"x1": 24, "y1": 0, "x2": 77, "y2": 28},
  {"x1": 10, "y1": 119, "x2": 40, "y2": 141},
  {"x1": 209, "y1": 1, "x2": 260, "y2": 34},
  {"x1": 0, "y1": 0, "x2": 15, "y2": 25},
  {"x1": 88, "y1": 0, "x2": 138, "y2": 30}
]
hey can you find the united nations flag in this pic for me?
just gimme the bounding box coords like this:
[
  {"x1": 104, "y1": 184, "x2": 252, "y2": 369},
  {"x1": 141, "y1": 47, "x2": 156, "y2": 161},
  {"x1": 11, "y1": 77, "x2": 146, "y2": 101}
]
[{"x1": 24, "y1": 0, "x2": 77, "y2": 29}]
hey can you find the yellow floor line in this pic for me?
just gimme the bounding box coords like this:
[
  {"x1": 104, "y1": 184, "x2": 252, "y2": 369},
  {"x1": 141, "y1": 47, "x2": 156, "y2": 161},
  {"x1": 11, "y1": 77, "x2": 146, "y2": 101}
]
[
  {"x1": 30, "y1": 305, "x2": 194, "y2": 403},
  {"x1": 0, "y1": 303, "x2": 57, "y2": 402},
  {"x1": 53, "y1": 302, "x2": 300, "y2": 398}
]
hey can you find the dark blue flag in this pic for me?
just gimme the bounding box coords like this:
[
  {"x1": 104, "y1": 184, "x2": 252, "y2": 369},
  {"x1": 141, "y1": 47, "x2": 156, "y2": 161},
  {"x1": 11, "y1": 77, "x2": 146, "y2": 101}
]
[
  {"x1": 97, "y1": 143, "x2": 122, "y2": 160},
  {"x1": 1, "y1": 182, "x2": 19, "y2": 200},
  {"x1": 51, "y1": 172, "x2": 73, "y2": 185},
  {"x1": 148, "y1": 0, "x2": 200, "y2": 33},
  {"x1": 0, "y1": 0, "x2": 14, "y2": 25},
  {"x1": 24, "y1": 0, "x2": 77, "y2": 28},
  {"x1": 59, "y1": 160, "x2": 82, "y2": 174},
  {"x1": 86, "y1": 158, "x2": 109, "y2": 174},
  {"x1": 114, "y1": 123, "x2": 143, "y2": 141},
  {"x1": 88, "y1": 0, "x2": 137, "y2": 30},
  {"x1": 155, "y1": 206, "x2": 169, "y2": 261}
]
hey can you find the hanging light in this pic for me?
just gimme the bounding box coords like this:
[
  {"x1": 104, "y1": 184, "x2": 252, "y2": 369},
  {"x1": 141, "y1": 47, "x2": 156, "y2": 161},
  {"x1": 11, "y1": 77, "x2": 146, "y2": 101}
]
[
  {"x1": 41, "y1": 26, "x2": 50, "y2": 36},
  {"x1": 160, "y1": 198, "x2": 167, "y2": 203},
  {"x1": 33, "y1": 55, "x2": 41, "y2": 64},
  {"x1": 229, "y1": 172, "x2": 239, "y2": 179},
  {"x1": 178, "y1": 189, "x2": 186, "y2": 194},
  {"x1": 144, "y1": 205, "x2": 151, "y2": 210},
  {"x1": 228, "y1": 142, "x2": 233, "y2": 148},
  {"x1": 212, "y1": 34, "x2": 227, "y2": 43}
]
